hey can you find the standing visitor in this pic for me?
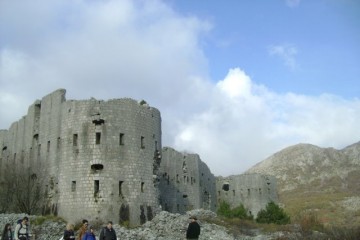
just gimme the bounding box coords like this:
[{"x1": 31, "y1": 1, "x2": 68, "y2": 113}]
[
  {"x1": 14, "y1": 217, "x2": 30, "y2": 240},
  {"x1": 77, "y1": 219, "x2": 88, "y2": 240},
  {"x1": 63, "y1": 223, "x2": 75, "y2": 240},
  {"x1": 1, "y1": 223, "x2": 13, "y2": 240},
  {"x1": 99, "y1": 221, "x2": 117, "y2": 240},
  {"x1": 186, "y1": 216, "x2": 201, "y2": 240},
  {"x1": 82, "y1": 225, "x2": 95, "y2": 240}
]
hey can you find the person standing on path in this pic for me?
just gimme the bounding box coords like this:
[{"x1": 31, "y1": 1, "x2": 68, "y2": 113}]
[
  {"x1": 186, "y1": 216, "x2": 201, "y2": 240},
  {"x1": 99, "y1": 221, "x2": 117, "y2": 240},
  {"x1": 2, "y1": 223, "x2": 13, "y2": 240}
]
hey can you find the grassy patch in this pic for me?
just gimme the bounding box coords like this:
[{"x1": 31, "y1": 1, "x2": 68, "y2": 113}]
[
  {"x1": 280, "y1": 190, "x2": 354, "y2": 227},
  {"x1": 33, "y1": 215, "x2": 66, "y2": 225}
]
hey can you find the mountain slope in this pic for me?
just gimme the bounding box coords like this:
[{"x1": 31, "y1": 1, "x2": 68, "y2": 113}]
[{"x1": 246, "y1": 141, "x2": 360, "y2": 227}]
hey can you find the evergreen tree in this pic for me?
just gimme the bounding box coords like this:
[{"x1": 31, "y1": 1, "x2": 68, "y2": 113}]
[{"x1": 256, "y1": 201, "x2": 290, "y2": 225}]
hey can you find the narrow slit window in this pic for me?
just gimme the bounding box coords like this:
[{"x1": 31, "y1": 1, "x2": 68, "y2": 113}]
[
  {"x1": 71, "y1": 181, "x2": 76, "y2": 192},
  {"x1": 141, "y1": 182, "x2": 144, "y2": 193},
  {"x1": 96, "y1": 132, "x2": 101, "y2": 145},
  {"x1": 57, "y1": 137, "x2": 61, "y2": 149},
  {"x1": 94, "y1": 180, "x2": 100, "y2": 195},
  {"x1": 141, "y1": 182, "x2": 145, "y2": 192},
  {"x1": 47, "y1": 141, "x2": 50, "y2": 152},
  {"x1": 141, "y1": 136, "x2": 145, "y2": 149},
  {"x1": 73, "y1": 134, "x2": 78, "y2": 146},
  {"x1": 119, "y1": 133, "x2": 124, "y2": 145},
  {"x1": 119, "y1": 181, "x2": 123, "y2": 196}
]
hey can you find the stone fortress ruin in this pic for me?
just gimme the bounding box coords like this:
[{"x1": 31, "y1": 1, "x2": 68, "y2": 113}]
[{"x1": 0, "y1": 89, "x2": 278, "y2": 226}]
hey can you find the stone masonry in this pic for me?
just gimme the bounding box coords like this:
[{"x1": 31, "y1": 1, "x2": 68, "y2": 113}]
[
  {"x1": 158, "y1": 147, "x2": 217, "y2": 214},
  {"x1": 216, "y1": 174, "x2": 278, "y2": 217},
  {"x1": 0, "y1": 89, "x2": 278, "y2": 226}
]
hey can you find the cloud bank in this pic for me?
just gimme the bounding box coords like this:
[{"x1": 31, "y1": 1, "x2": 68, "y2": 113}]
[{"x1": 1, "y1": 0, "x2": 359, "y2": 176}]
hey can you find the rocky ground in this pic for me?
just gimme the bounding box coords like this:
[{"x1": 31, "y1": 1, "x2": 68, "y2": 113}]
[{"x1": 0, "y1": 210, "x2": 313, "y2": 240}]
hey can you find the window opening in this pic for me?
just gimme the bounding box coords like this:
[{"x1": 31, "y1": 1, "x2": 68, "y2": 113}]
[
  {"x1": 222, "y1": 183, "x2": 230, "y2": 191},
  {"x1": 119, "y1": 133, "x2": 124, "y2": 145},
  {"x1": 119, "y1": 181, "x2": 123, "y2": 196},
  {"x1": 47, "y1": 141, "x2": 50, "y2": 152},
  {"x1": 92, "y1": 119, "x2": 105, "y2": 125},
  {"x1": 96, "y1": 132, "x2": 101, "y2": 145},
  {"x1": 141, "y1": 182, "x2": 144, "y2": 192},
  {"x1": 71, "y1": 181, "x2": 76, "y2": 192},
  {"x1": 94, "y1": 180, "x2": 99, "y2": 196},
  {"x1": 73, "y1": 134, "x2": 78, "y2": 146},
  {"x1": 91, "y1": 164, "x2": 104, "y2": 171},
  {"x1": 141, "y1": 136, "x2": 145, "y2": 149}
]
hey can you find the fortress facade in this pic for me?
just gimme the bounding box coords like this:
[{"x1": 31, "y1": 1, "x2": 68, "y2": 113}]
[{"x1": 0, "y1": 89, "x2": 277, "y2": 225}]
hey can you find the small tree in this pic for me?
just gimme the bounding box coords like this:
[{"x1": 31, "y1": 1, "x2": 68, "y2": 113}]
[
  {"x1": 0, "y1": 164, "x2": 15, "y2": 213},
  {"x1": 13, "y1": 168, "x2": 44, "y2": 215},
  {"x1": 256, "y1": 201, "x2": 290, "y2": 225}
]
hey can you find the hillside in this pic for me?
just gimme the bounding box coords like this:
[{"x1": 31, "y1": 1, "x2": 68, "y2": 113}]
[{"x1": 246, "y1": 141, "x2": 360, "y2": 227}]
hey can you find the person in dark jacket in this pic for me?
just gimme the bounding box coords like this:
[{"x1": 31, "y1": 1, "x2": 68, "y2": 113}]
[
  {"x1": 82, "y1": 225, "x2": 95, "y2": 240},
  {"x1": 186, "y1": 216, "x2": 200, "y2": 239},
  {"x1": 63, "y1": 223, "x2": 75, "y2": 240},
  {"x1": 99, "y1": 221, "x2": 117, "y2": 240},
  {"x1": 2, "y1": 223, "x2": 13, "y2": 240}
]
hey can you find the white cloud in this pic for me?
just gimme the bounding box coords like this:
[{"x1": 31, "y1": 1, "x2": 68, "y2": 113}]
[
  {"x1": 1, "y1": 0, "x2": 360, "y2": 177},
  {"x1": 173, "y1": 68, "x2": 360, "y2": 176},
  {"x1": 268, "y1": 44, "x2": 298, "y2": 70},
  {"x1": 0, "y1": 0, "x2": 211, "y2": 126}
]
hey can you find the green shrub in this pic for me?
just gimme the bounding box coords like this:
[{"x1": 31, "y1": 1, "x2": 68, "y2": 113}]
[
  {"x1": 232, "y1": 204, "x2": 253, "y2": 220},
  {"x1": 256, "y1": 201, "x2": 290, "y2": 225},
  {"x1": 217, "y1": 201, "x2": 232, "y2": 218},
  {"x1": 217, "y1": 201, "x2": 252, "y2": 220}
]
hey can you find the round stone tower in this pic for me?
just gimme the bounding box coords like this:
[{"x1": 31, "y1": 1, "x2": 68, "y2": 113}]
[{"x1": 57, "y1": 97, "x2": 161, "y2": 226}]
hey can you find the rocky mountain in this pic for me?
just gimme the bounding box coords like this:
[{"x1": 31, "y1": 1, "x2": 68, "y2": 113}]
[{"x1": 246, "y1": 141, "x2": 360, "y2": 227}]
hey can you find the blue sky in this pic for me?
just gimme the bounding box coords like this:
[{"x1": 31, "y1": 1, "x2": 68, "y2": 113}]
[
  {"x1": 172, "y1": 0, "x2": 360, "y2": 97},
  {"x1": 0, "y1": 0, "x2": 359, "y2": 176}
]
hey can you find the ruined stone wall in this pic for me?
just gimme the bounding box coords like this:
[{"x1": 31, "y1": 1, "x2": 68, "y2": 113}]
[
  {"x1": 0, "y1": 89, "x2": 162, "y2": 226},
  {"x1": 0, "y1": 89, "x2": 278, "y2": 226},
  {"x1": 158, "y1": 147, "x2": 217, "y2": 213},
  {"x1": 216, "y1": 174, "x2": 278, "y2": 217}
]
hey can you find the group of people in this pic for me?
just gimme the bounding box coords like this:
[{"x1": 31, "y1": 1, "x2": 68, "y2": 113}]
[
  {"x1": 1, "y1": 217, "x2": 31, "y2": 240},
  {"x1": 2, "y1": 215, "x2": 201, "y2": 240},
  {"x1": 1, "y1": 217, "x2": 117, "y2": 240},
  {"x1": 63, "y1": 219, "x2": 117, "y2": 240}
]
